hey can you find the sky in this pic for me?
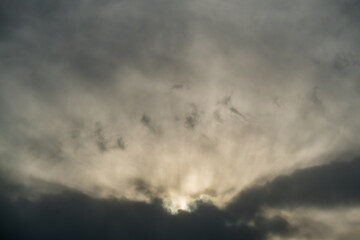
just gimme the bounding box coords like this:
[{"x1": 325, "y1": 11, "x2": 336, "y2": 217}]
[{"x1": 1, "y1": 0, "x2": 360, "y2": 239}]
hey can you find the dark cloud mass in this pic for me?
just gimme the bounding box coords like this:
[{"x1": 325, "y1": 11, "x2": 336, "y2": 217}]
[
  {"x1": 1, "y1": 0, "x2": 360, "y2": 239},
  {"x1": 226, "y1": 155, "x2": 360, "y2": 221},
  {"x1": 2, "y1": 155, "x2": 360, "y2": 239},
  {"x1": 0, "y1": 176, "x2": 293, "y2": 240}
]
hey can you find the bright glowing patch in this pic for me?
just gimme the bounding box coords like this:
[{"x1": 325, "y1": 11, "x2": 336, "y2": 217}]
[
  {"x1": 164, "y1": 195, "x2": 192, "y2": 214},
  {"x1": 163, "y1": 194, "x2": 213, "y2": 214}
]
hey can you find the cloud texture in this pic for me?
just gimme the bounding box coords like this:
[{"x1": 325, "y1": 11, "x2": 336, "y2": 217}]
[{"x1": 1, "y1": 0, "x2": 360, "y2": 239}]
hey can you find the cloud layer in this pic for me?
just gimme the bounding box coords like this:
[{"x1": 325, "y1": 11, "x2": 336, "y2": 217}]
[{"x1": 1, "y1": 0, "x2": 360, "y2": 239}]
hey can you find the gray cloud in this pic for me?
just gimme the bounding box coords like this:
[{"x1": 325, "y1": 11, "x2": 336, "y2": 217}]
[
  {"x1": 0, "y1": 174, "x2": 296, "y2": 240},
  {"x1": 184, "y1": 105, "x2": 200, "y2": 129},
  {"x1": 116, "y1": 137, "x2": 126, "y2": 150},
  {"x1": 141, "y1": 114, "x2": 161, "y2": 135},
  {"x1": 226, "y1": 154, "x2": 360, "y2": 222},
  {"x1": 0, "y1": 1, "x2": 360, "y2": 238}
]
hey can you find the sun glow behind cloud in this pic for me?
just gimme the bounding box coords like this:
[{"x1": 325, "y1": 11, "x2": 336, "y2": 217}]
[
  {"x1": 2, "y1": 50, "x2": 358, "y2": 210},
  {"x1": 164, "y1": 195, "x2": 192, "y2": 214},
  {"x1": 1, "y1": 0, "x2": 360, "y2": 218}
]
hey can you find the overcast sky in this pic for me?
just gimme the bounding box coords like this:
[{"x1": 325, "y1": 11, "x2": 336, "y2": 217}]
[{"x1": 1, "y1": 0, "x2": 360, "y2": 239}]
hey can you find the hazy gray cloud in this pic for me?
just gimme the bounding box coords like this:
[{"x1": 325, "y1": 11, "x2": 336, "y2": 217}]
[
  {"x1": 184, "y1": 105, "x2": 200, "y2": 129},
  {"x1": 116, "y1": 137, "x2": 126, "y2": 150},
  {"x1": 1, "y1": 0, "x2": 360, "y2": 238},
  {"x1": 141, "y1": 114, "x2": 161, "y2": 135}
]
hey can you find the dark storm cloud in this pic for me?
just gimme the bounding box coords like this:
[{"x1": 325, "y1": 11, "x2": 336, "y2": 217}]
[
  {"x1": 226, "y1": 155, "x2": 360, "y2": 221},
  {"x1": 0, "y1": 177, "x2": 295, "y2": 240}
]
